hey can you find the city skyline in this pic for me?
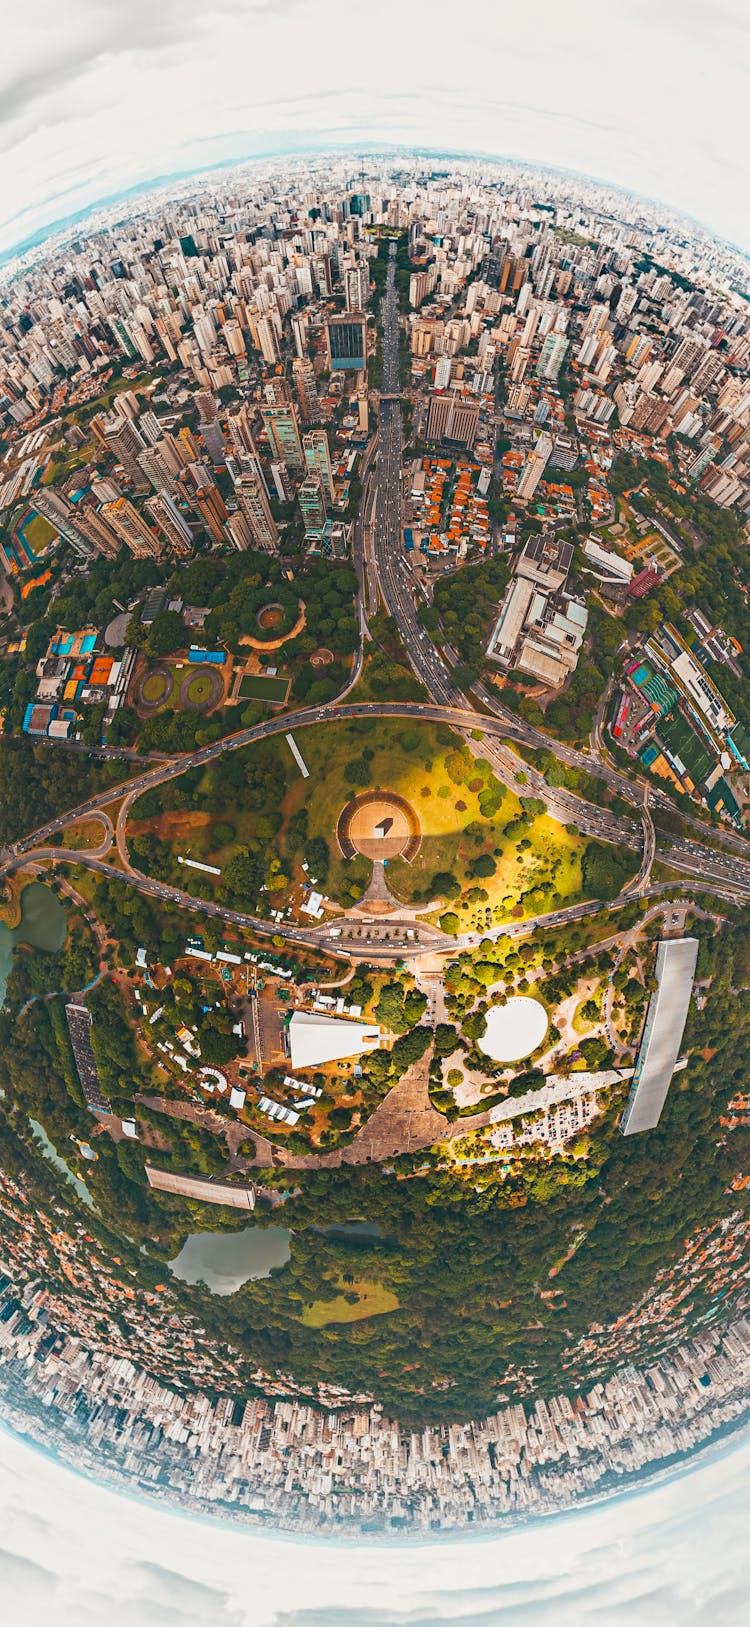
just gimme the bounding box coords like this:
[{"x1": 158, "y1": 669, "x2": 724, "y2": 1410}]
[
  {"x1": 1, "y1": 2, "x2": 749, "y2": 261},
  {"x1": 1, "y1": 1418, "x2": 749, "y2": 1625}
]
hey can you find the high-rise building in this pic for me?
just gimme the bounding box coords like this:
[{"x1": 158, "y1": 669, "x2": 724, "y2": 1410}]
[
  {"x1": 516, "y1": 433, "x2": 554, "y2": 500},
  {"x1": 426, "y1": 391, "x2": 480, "y2": 450},
  {"x1": 138, "y1": 445, "x2": 178, "y2": 492},
  {"x1": 326, "y1": 313, "x2": 367, "y2": 372},
  {"x1": 298, "y1": 474, "x2": 327, "y2": 537},
  {"x1": 234, "y1": 472, "x2": 279, "y2": 551},
  {"x1": 221, "y1": 318, "x2": 246, "y2": 358},
  {"x1": 256, "y1": 315, "x2": 280, "y2": 364},
  {"x1": 293, "y1": 356, "x2": 318, "y2": 423},
  {"x1": 30, "y1": 489, "x2": 95, "y2": 559},
  {"x1": 345, "y1": 265, "x2": 369, "y2": 312},
  {"x1": 102, "y1": 496, "x2": 163, "y2": 558},
  {"x1": 189, "y1": 482, "x2": 229, "y2": 545},
  {"x1": 536, "y1": 333, "x2": 569, "y2": 382},
  {"x1": 303, "y1": 429, "x2": 334, "y2": 501},
  {"x1": 144, "y1": 492, "x2": 194, "y2": 556},
  {"x1": 262, "y1": 403, "x2": 304, "y2": 471},
  {"x1": 97, "y1": 411, "x2": 148, "y2": 485}
]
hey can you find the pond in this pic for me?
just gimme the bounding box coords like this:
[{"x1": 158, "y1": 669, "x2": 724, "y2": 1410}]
[
  {"x1": 169, "y1": 1225, "x2": 292, "y2": 1295},
  {"x1": 314, "y1": 1221, "x2": 384, "y2": 1242},
  {"x1": 0, "y1": 882, "x2": 67, "y2": 1006},
  {"x1": 29, "y1": 1118, "x2": 95, "y2": 1209}
]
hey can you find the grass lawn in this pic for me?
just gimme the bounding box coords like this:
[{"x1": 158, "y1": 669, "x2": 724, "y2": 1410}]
[
  {"x1": 239, "y1": 674, "x2": 290, "y2": 703},
  {"x1": 186, "y1": 671, "x2": 217, "y2": 705},
  {"x1": 23, "y1": 513, "x2": 58, "y2": 552},
  {"x1": 300, "y1": 1278, "x2": 399, "y2": 1327},
  {"x1": 142, "y1": 672, "x2": 169, "y2": 704},
  {"x1": 59, "y1": 819, "x2": 109, "y2": 853},
  {"x1": 126, "y1": 717, "x2": 616, "y2": 923}
]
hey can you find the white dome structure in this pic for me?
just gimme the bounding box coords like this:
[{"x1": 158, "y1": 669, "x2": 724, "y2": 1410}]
[{"x1": 479, "y1": 997, "x2": 548, "y2": 1063}]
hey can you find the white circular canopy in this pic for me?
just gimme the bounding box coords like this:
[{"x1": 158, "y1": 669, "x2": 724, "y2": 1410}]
[{"x1": 479, "y1": 996, "x2": 548, "y2": 1063}]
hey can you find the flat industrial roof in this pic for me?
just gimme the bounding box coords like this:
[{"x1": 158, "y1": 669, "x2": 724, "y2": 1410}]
[{"x1": 621, "y1": 937, "x2": 698, "y2": 1136}]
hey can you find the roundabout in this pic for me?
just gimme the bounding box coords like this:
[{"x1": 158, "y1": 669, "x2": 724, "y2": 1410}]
[
  {"x1": 478, "y1": 996, "x2": 548, "y2": 1063},
  {"x1": 337, "y1": 790, "x2": 421, "y2": 862}
]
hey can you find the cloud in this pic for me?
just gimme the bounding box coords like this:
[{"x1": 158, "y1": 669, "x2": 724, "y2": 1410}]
[
  {"x1": 1, "y1": 1426, "x2": 750, "y2": 1627},
  {"x1": 0, "y1": 0, "x2": 747, "y2": 255}
]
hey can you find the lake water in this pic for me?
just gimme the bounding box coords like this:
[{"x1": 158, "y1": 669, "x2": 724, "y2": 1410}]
[
  {"x1": 169, "y1": 1225, "x2": 292, "y2": 1295},
  {"x1": 29, "y1": 1118, "x2": 95, "y2": 1208},
  {"x1": 0, "y1": 882, "x2": 67, "y2": 1006},
  {"x1": 315, "y1": 1221, "x2": 384, "y2": 1242}
]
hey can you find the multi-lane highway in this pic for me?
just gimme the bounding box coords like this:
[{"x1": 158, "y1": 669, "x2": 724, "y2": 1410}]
[{"x1": 3, "y1": 253, "x2": 750, "y2": 948}]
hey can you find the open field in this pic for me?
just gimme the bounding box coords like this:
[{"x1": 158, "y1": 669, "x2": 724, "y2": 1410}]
[
  {"x1": 125, "y1": 717, "x2": 629, "y2": 922},
  {"x1": 301, "y1": 1278, "x2": 399, "y2": 1327},
  {"x1": 22, "y1": 513, "x2": 57, "y2": 553},
  {"x1": 239, "y1": 674, "x2": 290, "y2": 703}
]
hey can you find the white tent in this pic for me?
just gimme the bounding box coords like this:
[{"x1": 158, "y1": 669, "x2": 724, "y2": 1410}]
[{"x1": 288, "y1": 1010, "x2": 381, "y2": 1070}]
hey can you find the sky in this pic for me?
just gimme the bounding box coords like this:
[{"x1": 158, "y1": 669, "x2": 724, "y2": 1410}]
[
  {"x1": 0, "y1": 1, "x2": 749, "y2": 257},
  {"x1": 2, "y1": 1422, "x2": 750, "y2": 1626}
]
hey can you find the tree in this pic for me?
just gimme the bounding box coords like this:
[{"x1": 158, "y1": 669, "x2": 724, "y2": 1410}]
[{"x1": 146, "y1": 610, "x2": 186, "y2": 657}]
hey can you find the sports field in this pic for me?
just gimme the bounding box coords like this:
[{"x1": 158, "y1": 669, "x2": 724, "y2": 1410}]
[{"x1": 239, "y1": 674, "x2": 290, "y2": 703}]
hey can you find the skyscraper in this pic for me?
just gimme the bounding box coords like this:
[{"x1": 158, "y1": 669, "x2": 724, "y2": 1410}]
[
  {"x1": 234, "y1": 472, "x2": 279, "y2": 551},
  {"x1": 144, "y1": 492, "x2": 194, "y2": 557},
  {"x1": 303, "y1": 429, "x2": 335, "y2": 501},
  {"x1": 298, "y1": 474, "x2": 327, "y2": 537},
  {"x1": 516, "y1": 433, "x2": 554, "y2": 500},
  {"x1": 262, "y1": 403, "x2": 304, "y2": 471},
  {"x1": 293, "y1": 356, "x2": 318, "y2": 423},
  {"x1": 102, "y1": 496, "x2": 163, "y2": 558},
  {"x1": 326, "y1": 313, "x2": 367, "y2": 372}
]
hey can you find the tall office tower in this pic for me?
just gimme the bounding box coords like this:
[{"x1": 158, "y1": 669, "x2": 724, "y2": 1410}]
[
  {"x1": 345, "y1": 264, "x2": 369, "y2": 312},
  {"x1": 139, "y1": 409, "x2": 162, "y2": 446},
  {"x1": 138, "y1": 445, "x2": 179, "y2": 493},
  {"x1": 221, "y1": 318, "x2": 246, "y2": 358},
  {"x1": 270, "y1": 461, "x2": 294, "y2": 502},
  {"x1": 434, "y1": 355, "x2": 452, "y2": 390},
  {"x1": 298, "y1": 473, "x2": 327, "y2": 537},
  {"x1": 190, "y1": 482, "x2": 228, "y2": 545},
  {"x1": 580, "y1": 301, "x2": 609, "y2": 340},
  {"x1": 409, "y1": 268, "x2": 434, "y2": 308},
  {"x1": 30, "y1": 489, "x2": 95, "y2": 559},
  {"x1": 144, "y1": 492, "x2": 194, "y2": 557},
  {"x1": 199, "y1": 416, "x2": 225, "y2": 466},
  {"x1": 292, "y1": 314, "x2": 308, "y2": 359},
  {"x1": 112, "y1": 390, "x2": 141, "y2": 423},
  {"x1": 74, "y1": 505, "x2": 123, "y2": 560},
  {"x1": 516, "y1": 432, "x2": 553, "y2": 500},
  {"x1": 195, "y1": 389, "x2": 219, "y2": 424},
  {"x1": 426, "y1": 390, "x2": 480, "y2": 450},
  {"x1": 293, "y1": 356, "x2": 318, "y2": 423},
  {"x1": 234, "y1": 472, "x2": 279, "y2": 551},
  {"x1": 326, "y1": 313, "x2": 367, "y2": 371},
  {"x1": 178, "y1": 426, "x2": 199, "y2": 464},
  {"x1": 98, "y1": 411, "x2": 148, "y2": 484},
  {"x1": 256, "y1": 315, "x2": 280, "y2": 364},
  {"x1": 536, "y1": 333, "x2": 569, "y2": 382},
  {"x1": 225, "y1": 512, "x2": 255, "y2": 551},
  {"x1": 303, "y1": 429, "x2": 334, "y2": 501},
  {"x1": 102, "y1": 496, "x2": 164, "y2": 558},
  {"x1": 262, "y1": 403, "x2": 304, "y2": 471},
  {"x1": 226, "y1": 404, "x2": 260, "y2": 458}
]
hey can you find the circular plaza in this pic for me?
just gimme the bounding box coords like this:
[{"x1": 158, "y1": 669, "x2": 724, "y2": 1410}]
[
  {"x1": 479, "y1": 996, "x2": 548, "y2": 1064},
  {"x1": 337, "y1": 791, "x2": 421, "y2": 862}
]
